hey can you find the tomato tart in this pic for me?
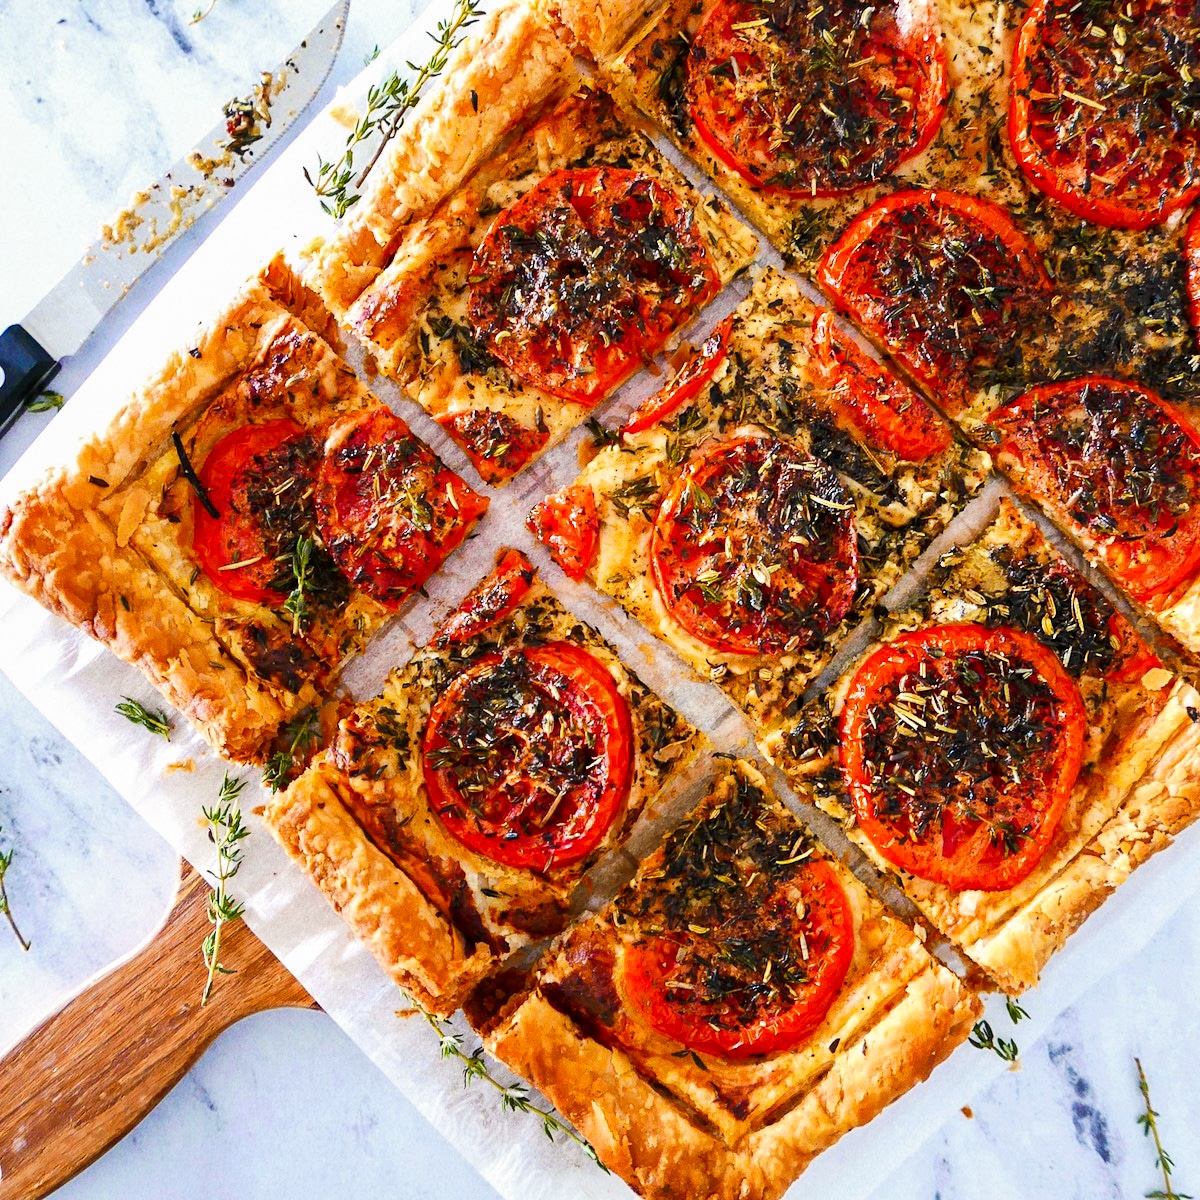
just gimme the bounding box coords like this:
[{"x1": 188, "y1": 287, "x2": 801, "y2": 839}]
[
  {"x1": 263, "y1": 549, "x2": 706, "y2": 1015},
  {"x1": 527, "y1": 267, "x2": 990, "y2": 728},
  {"x1": 304, "y1": 4, "x2": 756, "y2": 485},
  {"x1": 760, "y1": 498, "x2": 1200, "y2": 992},
  {"x1": 480, "y1": 758, "x2": 979, "y2": 1200},
  {"x1": 0, "y1": 265, "x2": 486, "y2": 764}
]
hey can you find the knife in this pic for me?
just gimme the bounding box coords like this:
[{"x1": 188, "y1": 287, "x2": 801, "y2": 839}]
[{"x1": 0, "y1": 0, "x2": 350, "y2": 440}]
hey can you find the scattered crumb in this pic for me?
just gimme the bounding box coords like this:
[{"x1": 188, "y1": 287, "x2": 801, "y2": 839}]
[
  {"x1": 961, "y1": 1105, "x2": 973, "y2": 1119},
  {"x1": 164, "y1": 758, "x2": 195, "y2": 774}
]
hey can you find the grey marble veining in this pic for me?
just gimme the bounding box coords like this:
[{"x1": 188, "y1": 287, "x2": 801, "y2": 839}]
[{"x1": 2, "y1": 2, "x2": 1199, "y2": 1198}]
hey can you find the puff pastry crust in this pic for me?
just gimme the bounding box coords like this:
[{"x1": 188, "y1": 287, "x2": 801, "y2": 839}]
[
  {"x1": 483, "y1": 759, "x2": 979, "y2": 1200},
  {"x1": 762, "y1": 498, "x2": 1200, "y2": 993},
  {"x1": 0, "y1": 262, "x2": 485, "y2": 763},
  {"x1": 264, "y1": 550, "x2": 707, "y2": 1014}
]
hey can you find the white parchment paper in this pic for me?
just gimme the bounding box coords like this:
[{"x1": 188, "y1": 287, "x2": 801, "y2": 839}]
[{"x1": 4, "y1": 3, "x2": 1200, "y2": 1197}]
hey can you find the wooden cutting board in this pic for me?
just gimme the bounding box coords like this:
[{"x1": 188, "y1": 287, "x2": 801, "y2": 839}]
[{"x1": 0, "y1": 861, "x2": 315, "y2": 1199}]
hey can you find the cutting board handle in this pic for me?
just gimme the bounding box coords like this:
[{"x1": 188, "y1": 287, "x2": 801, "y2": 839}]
[{"x1": 0, "y1": 861, "x2": 314, "y2": 1199}]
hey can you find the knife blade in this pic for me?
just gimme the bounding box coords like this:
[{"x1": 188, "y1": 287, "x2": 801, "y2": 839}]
[{"x1": 0, "y1": 0, "x2": 350, "y2": 439}]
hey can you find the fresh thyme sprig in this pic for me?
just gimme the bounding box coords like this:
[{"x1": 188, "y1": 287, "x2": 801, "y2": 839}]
[
  {"x1": 1005, "y1": 996, "x2": 1029, "y2": 1025},
  {"x1": 116, "y1": 696, "x2": 173, "y2": 739},
  {"x1": 200, "y1": 772, "x2": 249, "y2": 1005},
  {"x1": 0, "y1": 822, "x2": 30, "y2": 952},
  {"x1": 409, "y1": 1004, "x2": 607, "y2": 1171},
  {"x1": 969, "y1": 1020, "x2": 1018, "y2": 1061},
  {"x1": 262, "y1": 707, "x2": 321, "y2": 792},
  {"x1": 283, "y1": 536, "x2": 316, "y2": 635},
  {"x1": 1137, "y1": 1058, "x2": 1192, "y2": 1200},
  {"x1": 304, "y1": 0, "x2": 482, "y2": 218},
  {"x1": 25, "y1": 390, "x2": 64, "y2": 414},
  {"x1": 190, "y1": 1, "x2": 220, "y2": 23}
]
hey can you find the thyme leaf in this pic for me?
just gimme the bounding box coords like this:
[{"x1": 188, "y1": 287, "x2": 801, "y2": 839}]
[
  {"x1": 407, "y1": 1002, "x2": 608, "y2": 1172},
  {"x1": 305, "y1": 0, "x2": 482, "y2": 218},
  {"x1": 200, "y1": 773, "x2": 250, "y2": 1005},
  {"x1": 0, "y1": 822, "x2": 30, "y2": 952},
  {"x1": 116, "y1": 696, "x2": 173, "y2": 740},
  {"x1": 1137, "y1": 1058, "x2": 1192, "y2": 1200}
]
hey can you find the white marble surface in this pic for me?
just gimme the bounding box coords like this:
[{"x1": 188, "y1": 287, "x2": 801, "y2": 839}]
[{"x1": 1, "y1": 2, "x2": 1198, "y2": 1198}]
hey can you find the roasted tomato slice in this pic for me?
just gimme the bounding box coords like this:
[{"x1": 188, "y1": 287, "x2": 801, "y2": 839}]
[
  {"x1": 1186, "y1": 206, "x2": 1200, "y2": 340},
  {"x1": 433, "y1": 549, "x2": 535, "y2": 648},
  {"x1": 421, "y1": 642, "x2": 634, "y2": 872},
  {"x1": 192, "y1": 419, "x2": 319, "y2": 605},
  {"x1": 1009, "y1": 0, "x2": 1200, "y2": 230},
  {"x1": 624, "y1": 858, "x2": 854, "y2": 1060},
  {"x1": 439, "y1": 408, "x2": 550, "y2": 486},
  {"x1": 314, "y1": 408, "x2": 488, "y2": 609},
  {"x1": 650, "y1": 432, "x2": 858, "y2": 656},
  {"x1": 622, "y1": 316, "x2": 733, "y2": 436},
  {"x1": 818, "y1": 189, "x2": 1052, "y2": 414},
  {"x1": 840, "y1": 623, "x2": 1086, "y2": 891},
  {"x1": 810, "y1": 310, "x2": 952, "y2": 461},
  {"x1": 468, "y1": 166, "x2": 720, "y2": 405},
  {"x1": 526, "y1": 484, "x2": 599, "y2": 582},
  {"x1": 988, "y1": 376, "x2": 1200, "y2": 605},
  {"x1": 687, "y1": 0, "x2": 947, "y2": 196}
]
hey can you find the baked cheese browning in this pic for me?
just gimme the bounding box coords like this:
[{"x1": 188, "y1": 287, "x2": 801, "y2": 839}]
[
  {"x1": 340, "y1": 82, "x2": 757, "y2": 485},
  {"x1": 0, "y1": 273, "x2": 483, "y2": 764},
  {"x1": 762, "y1": 497, "x2": 1200, "y2": 992},
  {"x1": 264, "y1": 549, "x2": 706, "y2": 1016},
  {"x1": 542, "y1": 267, "x2": 989, "y2": 727},
  {"x1": 482, "y1": 760, "x2": 980, "y2": 1199}
]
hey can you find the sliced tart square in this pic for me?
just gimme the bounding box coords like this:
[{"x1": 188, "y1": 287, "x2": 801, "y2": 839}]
[
  {"x1": 0, "y1": 268, "x2": 487, "y2": 764},
  {"x1": 263, "y1": 549, "x2": 707, "y2": 1015},
  {"x1": 526, "y1": 266, "x2": 990, "y2": 731},
  {"x1": 760, "y1": 497, "x2": 1200, "y2": 993},
  {"x1": 304, "y1": 1, "x2": 757, "y2": 486},
  {"x1": 480, "y1": 757, "x2": 979, "y2": 1200}
]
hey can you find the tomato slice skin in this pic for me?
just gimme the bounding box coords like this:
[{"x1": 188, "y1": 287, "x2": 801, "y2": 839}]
[
  {"x1": 439, "y1": 409, "x2": 550, "y2": 486},
  {"x1": 192, "y1": 419, "x2": 315, "y2": 605},
  {"x1": 622, "y1": 316, "x2": 733, "y2": 437},
  {"x1": 468, "y1": 166, "x2": 720, "y2": 406},
  {"x1": 1009, "y1": 0, "x2": 1200, "y2": 230},
  {"x1": 623, "y1": 858, "x2": 854, "y2": 1060},
  {"x1": 421, "y1": 642, "x2": 634, "y2": 872},
  {"x1": 1186, "y1": 206, "x2": 1200, "y2": 341},
  {"x1": 432, "y1": 549, "x2": 536, "y2": 648},
  {"x1": 315, "y1": 408, "x2": 488, "y2": 610},
  {"x1": 686, "y1": 0, "x2": 947, "y2": 197},
  {"x1": 810, "y1": 310, "x2": 951, "y2": 461},
  {"x1": 840, "y1": 623, "x2": 1085, "y2": 892},
  {"x1": 526, "y1": 484, "x2": 599, "y2": 582},
  {"x1": 988, "y1": 376, "x2": 1200, "y2": 605},
  {"x1": 650, "y1": 432, "x2": 859, "y2": 656},
  {"x1": 818, "y1": 188, "x2": 1052, "y2": 414}
]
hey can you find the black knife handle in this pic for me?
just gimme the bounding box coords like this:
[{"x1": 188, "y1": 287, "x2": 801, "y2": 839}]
[{"x1": 0, "y1": 325, "x2": 61, "y2": 439}]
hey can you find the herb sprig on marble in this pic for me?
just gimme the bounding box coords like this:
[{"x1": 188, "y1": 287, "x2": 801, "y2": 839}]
[
  {"x1": 407, "y1": 1003, "x2": 607, "y2": 1171},
  {"x1": 116, "y1": 696, "x2": 173, "y2": 740},
  {"x1": 0, "y1": 821, "x2": 30, "y2": 952},
  {"x1": 304, "y1": 0, "x2": 482, "y2": 218},
  {"x1": 1137, "y1": 1058, "x2": 1192, "y2": 1200},
  {"x1": 200, "y1": 773, "x2": 250, "y2": 1005},
  {"x1": 970, "y1": 996, "x2": 1028, "y2": 1062}
]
